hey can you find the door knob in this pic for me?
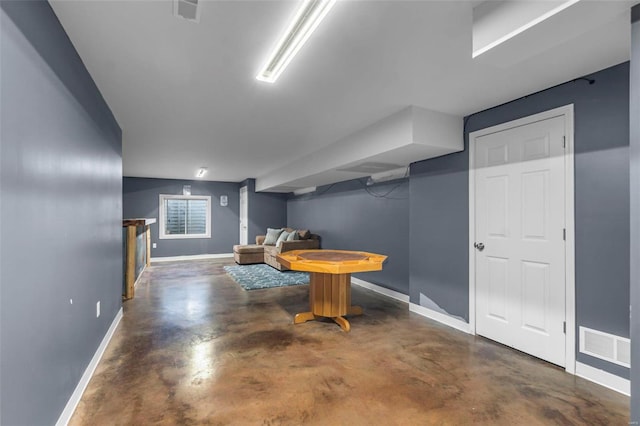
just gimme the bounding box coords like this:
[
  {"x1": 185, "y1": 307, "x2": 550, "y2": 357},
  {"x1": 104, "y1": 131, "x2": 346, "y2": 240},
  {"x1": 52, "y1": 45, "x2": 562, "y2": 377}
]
[{"x1": 474, "y1": 242, "x2": 485, "y2": 251}]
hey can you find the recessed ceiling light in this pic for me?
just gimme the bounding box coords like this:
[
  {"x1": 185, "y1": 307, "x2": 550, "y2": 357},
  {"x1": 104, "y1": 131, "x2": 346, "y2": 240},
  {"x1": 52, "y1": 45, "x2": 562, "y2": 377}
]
[
  {"x1": 256, "y1": 0, "x2": 336, "y2": 83},
  {"x1": 196, "y1": 167, "x2": 208, "y2": 178}
]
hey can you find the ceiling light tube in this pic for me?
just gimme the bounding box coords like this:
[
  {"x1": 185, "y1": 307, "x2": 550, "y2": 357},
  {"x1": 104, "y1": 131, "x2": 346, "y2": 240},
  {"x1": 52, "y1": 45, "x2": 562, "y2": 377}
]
[
  {"x1": 293, "y1": 186, "x2": 316, "y2": 196},
  {"x1": 256, "y1": 0, "x2": 336, "y2": 83},
  {"x1": 196, "y1": 167, "x2": 208, "y2": 178}
]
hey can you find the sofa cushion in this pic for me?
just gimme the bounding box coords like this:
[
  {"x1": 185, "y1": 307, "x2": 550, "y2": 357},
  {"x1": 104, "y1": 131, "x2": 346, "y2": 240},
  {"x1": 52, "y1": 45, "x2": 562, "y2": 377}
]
[
  {"x1": 233, "y1": 244, "x2": 264, "y2": 254},
  {"x1": 263, "y1": 228, "x2": 283, "y2": 245},
  {"x1": 263, "y1": 245, "x2": 279, "y2": 255},
  {"x1": 297, "y1": 229, "x2": 311, "y2": 240},
  {"x1": 276, "y1": 230, "x2": 292, "y2": 248},
  {"x1": 286, "y1": 231, "x2": 298, "y2": 241}
]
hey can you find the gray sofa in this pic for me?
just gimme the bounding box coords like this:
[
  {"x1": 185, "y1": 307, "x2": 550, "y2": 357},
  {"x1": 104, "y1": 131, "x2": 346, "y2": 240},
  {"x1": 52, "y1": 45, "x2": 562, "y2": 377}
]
[{"x1": 233, "y1": 228, "x2": 320, "y2": 271}]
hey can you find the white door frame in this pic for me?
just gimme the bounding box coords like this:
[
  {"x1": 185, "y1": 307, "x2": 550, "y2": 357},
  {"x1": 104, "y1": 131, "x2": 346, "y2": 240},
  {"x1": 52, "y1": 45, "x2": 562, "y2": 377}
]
[
  {"x1": 468, "y1": 104, "x2": 576, "y2": 374},
  {"x1": 239, "y1": 186, "x2": 248, "y2": 245}
]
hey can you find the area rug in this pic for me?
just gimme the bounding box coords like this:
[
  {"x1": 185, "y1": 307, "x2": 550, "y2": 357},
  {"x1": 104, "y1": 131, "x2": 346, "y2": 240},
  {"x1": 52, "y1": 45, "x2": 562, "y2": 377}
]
[{"x1": 224, "y1": 264, "x2": 309, "y2": 290}]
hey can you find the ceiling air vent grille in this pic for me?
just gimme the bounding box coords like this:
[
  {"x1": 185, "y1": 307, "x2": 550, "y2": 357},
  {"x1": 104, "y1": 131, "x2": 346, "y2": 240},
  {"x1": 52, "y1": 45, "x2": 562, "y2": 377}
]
[
  {"x1": 579, "y1": 326, "x2": 631, "y2": 368},
  {"x1": 174, "y1": 0, "x2": 200, "y2": 22}
]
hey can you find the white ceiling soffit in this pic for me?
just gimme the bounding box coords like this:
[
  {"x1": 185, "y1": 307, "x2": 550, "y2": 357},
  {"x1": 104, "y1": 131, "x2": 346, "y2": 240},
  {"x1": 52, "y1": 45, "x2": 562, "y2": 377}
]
[
  {"x1": 255, "y1": 106, "x2": 462, "y2": 192},
  {"x1": 473, "y1": 0, "x2": 633, "y2": 65},
  {"x1": 473, "y1": 0, "x2": 579, "y2": 57}
]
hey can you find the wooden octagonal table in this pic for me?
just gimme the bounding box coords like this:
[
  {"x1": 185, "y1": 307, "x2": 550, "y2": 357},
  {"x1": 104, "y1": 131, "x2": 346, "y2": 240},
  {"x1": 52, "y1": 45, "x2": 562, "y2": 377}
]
[{"x1": 277, "y1": 249, "x2": 387, "y2": 332}]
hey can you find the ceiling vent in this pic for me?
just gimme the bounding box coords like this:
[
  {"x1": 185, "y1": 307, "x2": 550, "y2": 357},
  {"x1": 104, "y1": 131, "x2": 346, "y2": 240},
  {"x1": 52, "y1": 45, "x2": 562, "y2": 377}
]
[{"x1": 174, "y1": 0, "x2": 200, "y2": 23}]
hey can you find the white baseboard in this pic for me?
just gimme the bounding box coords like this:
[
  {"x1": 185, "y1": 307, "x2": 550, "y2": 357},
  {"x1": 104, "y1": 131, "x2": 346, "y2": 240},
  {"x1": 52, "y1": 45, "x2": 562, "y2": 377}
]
[
  {"x1": 575, "y1": 361, "x2": 630, "y2": 396},
  {"x1": 56, "y1": 307, "x2": 123, "y2": 426},
  {"x1": 409, "y1": 303, "x2": 471, "y2": 334},
  {"x1": 351, "y1": 277, "x2": 409, "y2": 303},
  {"x1": 151, "y1": 253, "x2": 233, "y2": 262}
]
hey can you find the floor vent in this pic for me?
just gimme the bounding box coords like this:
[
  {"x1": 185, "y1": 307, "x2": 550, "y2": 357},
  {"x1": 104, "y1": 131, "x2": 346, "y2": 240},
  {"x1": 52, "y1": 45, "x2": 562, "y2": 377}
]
[
  {"x1": 579, "y1": 326, "x2": 630, "y2": 368},
  {"x1": 174, "y1": 0, "x2": 200, "y2": 22}
]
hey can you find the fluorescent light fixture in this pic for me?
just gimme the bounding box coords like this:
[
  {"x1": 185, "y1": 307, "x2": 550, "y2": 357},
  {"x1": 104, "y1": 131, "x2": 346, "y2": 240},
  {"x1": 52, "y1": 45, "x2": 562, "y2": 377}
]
[
  {"x1": 256, "y1": 0, "x2": 336, "y2": 83},
  {"x1": 293, "y1": 186, "x2": 316, "y2": 196},
  {"x1": 472, "y1": 0, "x2": 581, "y2": 58},
  {"x1": 195, "y1": 167, "x2": 208, "y2": 178},
  {"x1": 366, "y1": 167, "x2": 409, "y2": 186}
]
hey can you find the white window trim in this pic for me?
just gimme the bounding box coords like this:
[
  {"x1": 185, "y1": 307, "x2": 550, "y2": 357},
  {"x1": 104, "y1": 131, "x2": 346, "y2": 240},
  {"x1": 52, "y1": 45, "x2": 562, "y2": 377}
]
[{"x1": 159, "y1": 194, "x2": 211, "y2": 240}]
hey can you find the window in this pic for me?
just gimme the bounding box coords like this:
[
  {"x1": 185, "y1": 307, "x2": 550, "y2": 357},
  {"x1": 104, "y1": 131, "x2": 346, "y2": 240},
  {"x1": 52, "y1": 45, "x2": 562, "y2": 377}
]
[{"x1": 159, "y1": 194, "x2": 211, "y2": 239}]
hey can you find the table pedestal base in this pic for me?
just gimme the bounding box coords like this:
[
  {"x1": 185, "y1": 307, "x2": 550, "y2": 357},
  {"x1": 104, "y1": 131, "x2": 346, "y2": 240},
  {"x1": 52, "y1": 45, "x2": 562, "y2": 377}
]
[{"x1": 294, "y1": 272, "x2": 362, "y2": 332}]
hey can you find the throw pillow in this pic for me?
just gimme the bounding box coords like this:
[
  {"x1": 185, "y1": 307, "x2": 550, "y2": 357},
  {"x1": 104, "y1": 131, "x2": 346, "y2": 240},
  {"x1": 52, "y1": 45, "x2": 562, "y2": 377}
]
[
  {"x1": 276, "y1": 230, "x2": 292, "y2": 248},
  {"x1": 263, "y1": 228, "x2": 283, "y2": 245},
  {"x1": 286, "y1": 231, "x2": 298, "y2": 241},
  {"x1": 297, "y1": 229, "x2": 310, "y2": 240}
]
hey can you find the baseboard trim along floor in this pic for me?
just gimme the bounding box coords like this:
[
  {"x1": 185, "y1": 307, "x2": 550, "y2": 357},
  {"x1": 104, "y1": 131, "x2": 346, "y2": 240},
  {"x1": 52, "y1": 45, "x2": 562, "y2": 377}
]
[
  {"x1": 351, "y1": 277, "x2": 410, "y2": 303},
  {"x1": 56, "y1": 307, "x2": 123, "y2": 426},
  {"x1": 575, "y1": 361, "x2": 631, "y2": 396},
  {"x1": 151, "y1": 253, "x2": 234, "y2": 262},
  {"x1": 409, "y1": 303, "x2": 472, "y2": 335}
]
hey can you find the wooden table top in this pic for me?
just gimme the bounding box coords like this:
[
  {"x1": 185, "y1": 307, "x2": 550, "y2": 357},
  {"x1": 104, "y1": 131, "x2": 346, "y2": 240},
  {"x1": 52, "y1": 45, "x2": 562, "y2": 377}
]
[{"x1": 277, "y1": 249, "x2": 387, "y2": 274}]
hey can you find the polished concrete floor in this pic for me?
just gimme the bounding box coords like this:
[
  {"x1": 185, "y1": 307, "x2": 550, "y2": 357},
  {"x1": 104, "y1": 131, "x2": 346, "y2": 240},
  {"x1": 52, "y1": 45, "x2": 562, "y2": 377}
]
[{"x1": 70, "y1": 259, "x2": 629, "y2": 425}]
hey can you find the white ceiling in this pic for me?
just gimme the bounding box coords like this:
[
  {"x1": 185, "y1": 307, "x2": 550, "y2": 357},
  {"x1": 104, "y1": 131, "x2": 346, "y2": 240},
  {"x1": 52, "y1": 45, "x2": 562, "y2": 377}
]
[{"x1": 49, "y1": 0, "x2": 634, "y2": 190}]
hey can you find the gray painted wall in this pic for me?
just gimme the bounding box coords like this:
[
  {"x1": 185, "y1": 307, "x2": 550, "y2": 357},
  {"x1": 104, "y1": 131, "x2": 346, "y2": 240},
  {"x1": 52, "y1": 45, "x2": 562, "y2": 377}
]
[
  {"x1": 123, "y1": 177, "x2": 240, "y2": 257},
  {"x1": 0, "y1": 2, "x2": 123, "y2": 425},
  {"x1": 287, "y1": 179, "x2": 410, "y2": 295},
  {"x1": 241, "y1": 178, "x2": 288, "y2": 243},
  {"x1": 409, "y1": 154, "x2": 469, "y2": 319},
  {"x1": 410, "y1": 62, "x2": 630, "y2": 379},
  {"x1": 630, "y1": 5, "x2": 639, "y2": 423}
]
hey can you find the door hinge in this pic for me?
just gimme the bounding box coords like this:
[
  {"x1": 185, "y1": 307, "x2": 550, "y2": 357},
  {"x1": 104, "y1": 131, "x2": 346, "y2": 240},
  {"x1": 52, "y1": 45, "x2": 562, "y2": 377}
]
[
  {"x1": 563, "y1": 321, "x2": 566, "y2": 334},
  {"x1": 562, "y1": 136, "x2": 566, "y2": 148},
  {"x1": 563, "y1": 228, "x2": 566, "y2": 241}
]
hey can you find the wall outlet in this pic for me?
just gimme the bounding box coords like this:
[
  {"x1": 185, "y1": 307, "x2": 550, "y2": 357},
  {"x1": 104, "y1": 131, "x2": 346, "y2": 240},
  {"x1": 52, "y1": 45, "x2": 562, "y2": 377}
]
[
  {"x1": 152, "y1": 243, "x2": 157, "y2": 249},
  {"x1": 96, "y1": 301, "x2": 100, "y2": 318}
]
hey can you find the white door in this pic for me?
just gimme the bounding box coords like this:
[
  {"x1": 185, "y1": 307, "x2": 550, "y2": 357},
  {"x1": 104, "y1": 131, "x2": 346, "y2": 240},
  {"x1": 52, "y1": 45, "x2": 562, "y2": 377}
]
[
  {"x1": 474, "y1": 115, "x2": 566, "y2": 366},
  {"x1": 239, "y1": 186, "x2": 248, "y2": 245}
]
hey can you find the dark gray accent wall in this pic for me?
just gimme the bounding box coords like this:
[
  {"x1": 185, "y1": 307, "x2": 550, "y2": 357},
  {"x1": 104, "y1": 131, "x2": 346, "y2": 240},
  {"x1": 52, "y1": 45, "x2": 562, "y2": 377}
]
[
  {"x1": 0, "y1": 2, "x2": 123, "y2": 425},
  {"x1": 123, "y1": 177, "x2": 240, "y2": 257},
  {"x1": 409, "y1": 154, "x2": 469, "y2": 319},
  {"x1": 630, "y1": 4, "x2": 639, "y2": 423},
  {"x1": 241, "y1": 178, "x2": 288, "y2": 243},
  {"x1": 287, "y1": 179, "x2": 409, "y2": 294},
  {"x1": 410, "y1": 62, "x2": 630, "y2": 379}
]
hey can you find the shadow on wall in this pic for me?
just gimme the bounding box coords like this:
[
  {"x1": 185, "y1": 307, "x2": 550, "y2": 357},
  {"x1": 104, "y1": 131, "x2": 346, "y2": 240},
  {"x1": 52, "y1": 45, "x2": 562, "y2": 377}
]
[{"x1": 287, "y1": 177, "x2": 410, "y2": 295}]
